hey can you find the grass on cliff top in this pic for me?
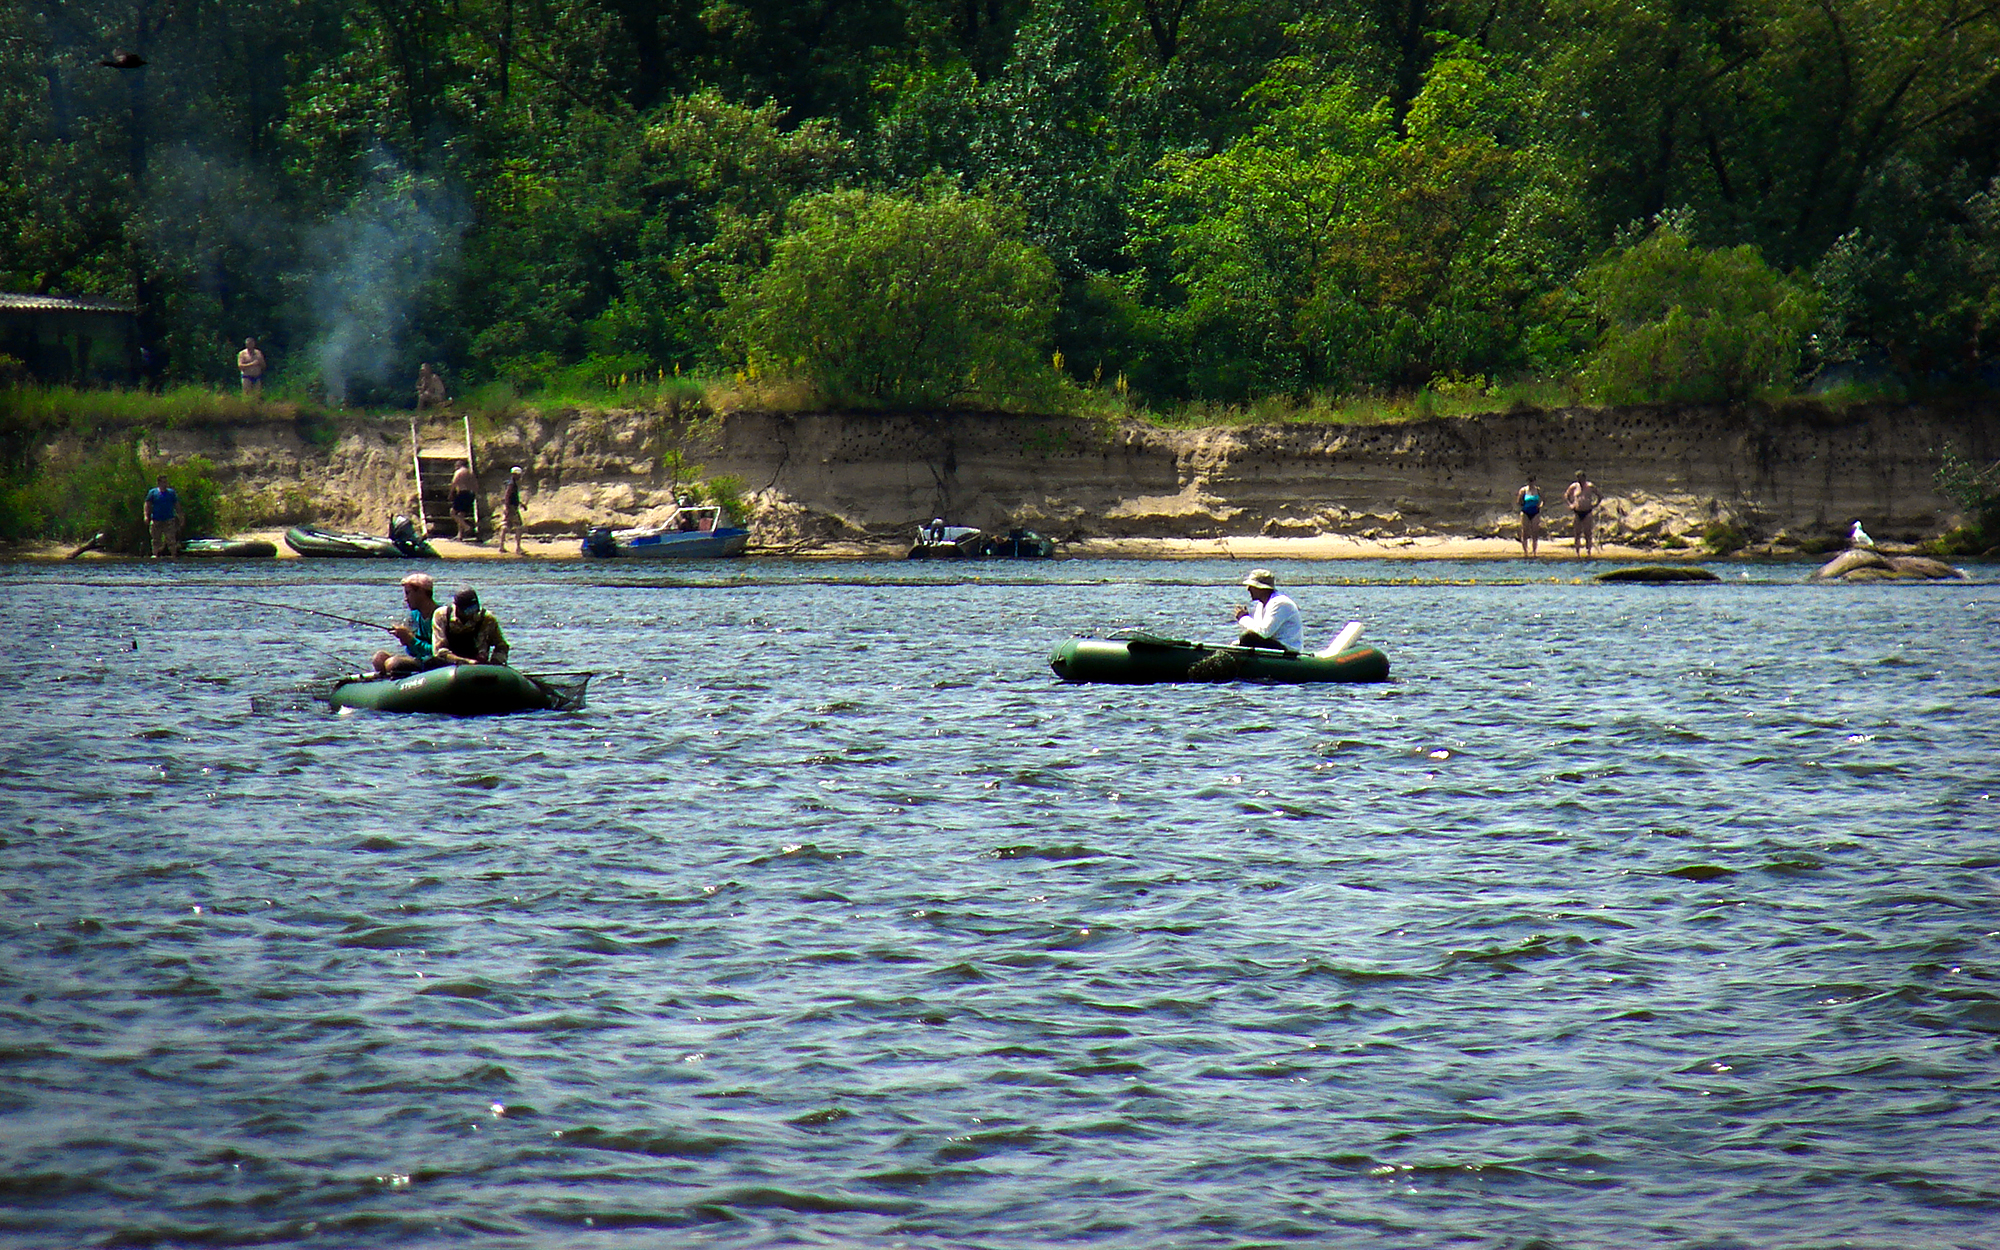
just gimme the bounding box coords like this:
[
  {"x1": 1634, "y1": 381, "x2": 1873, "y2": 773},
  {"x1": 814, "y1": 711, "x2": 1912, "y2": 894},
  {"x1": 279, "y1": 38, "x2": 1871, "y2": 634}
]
[
  {"x1": 0, "y1": 383, "x2": 348, "y2": 432},
  {"x1": 456, "y1": 369, "x2": 1587, "y2": 427},
  {"x1": 9, "y1": 371, "x2": 1884, "y2": 434}
]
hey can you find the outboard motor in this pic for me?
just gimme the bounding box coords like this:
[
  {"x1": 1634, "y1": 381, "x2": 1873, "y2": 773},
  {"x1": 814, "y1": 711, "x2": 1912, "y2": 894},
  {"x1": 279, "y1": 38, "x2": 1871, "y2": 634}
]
[
  {"x1": 388, "y1": 514, "x2": 421, "y2": 555},
  {"x1": 583, "y1": 526, "x2": 618, "y2": 557}
]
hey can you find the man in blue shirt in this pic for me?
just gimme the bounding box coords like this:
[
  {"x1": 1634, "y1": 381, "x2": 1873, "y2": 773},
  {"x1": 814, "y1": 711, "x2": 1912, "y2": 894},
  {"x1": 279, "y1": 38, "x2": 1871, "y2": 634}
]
[
  {"x1": 143, "y1": 474, "x2": 179, "y2": 558},
  {"x1": 372, "y1": 573, "x2": 440, "y2": 675}
]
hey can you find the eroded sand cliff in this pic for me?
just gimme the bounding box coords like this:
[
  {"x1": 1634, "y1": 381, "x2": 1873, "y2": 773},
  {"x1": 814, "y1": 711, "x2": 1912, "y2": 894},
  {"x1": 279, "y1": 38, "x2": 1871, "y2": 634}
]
[{"x1": 134, "y1": 400, "x2": 1998, "y2": 553}]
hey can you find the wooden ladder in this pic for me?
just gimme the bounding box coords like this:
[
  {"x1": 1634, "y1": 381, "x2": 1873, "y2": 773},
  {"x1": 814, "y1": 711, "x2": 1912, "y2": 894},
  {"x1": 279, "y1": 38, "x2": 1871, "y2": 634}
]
[{"x1": 410, "y1": 415, "x2": 480, "y2": 539}]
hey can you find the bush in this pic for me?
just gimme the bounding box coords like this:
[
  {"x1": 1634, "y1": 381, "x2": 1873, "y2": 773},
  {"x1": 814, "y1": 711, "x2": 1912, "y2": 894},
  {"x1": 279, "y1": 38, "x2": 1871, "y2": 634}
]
[
  {"x1": 0, "y1": 440, "x2": 223, "y2": 551},
  {"x1": 1702, "y1": 520, "x2": 1748, "y2": 555},
  {"x1": 1578, "y1": 222, "x2": 1820, "y2": 403},
  {"x1": 1934, "y1": 443, "x2": 2000, "y2": 545},
  {"x1": 723, "y1": 186, "x2": 1059, "y2": 408}
]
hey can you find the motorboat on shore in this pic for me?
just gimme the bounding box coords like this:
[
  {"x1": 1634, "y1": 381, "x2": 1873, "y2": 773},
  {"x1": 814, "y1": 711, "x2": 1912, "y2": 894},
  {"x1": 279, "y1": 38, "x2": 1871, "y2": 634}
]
[
  {"x1": 285, "y1": 516, "x2": 437, "y2": 559},
  {"x1": 581, "y1": 504, "x2": 749, "y2": 558},
  {"x1": 328, "y1": 665, "x2": 590, "y2": 715},
  {"x1": 909, "y1": 522, "x2": 984, "y2": 559},
  {"x1": 1051, "y1": 626, "x2": 1389, "y2": 685}
]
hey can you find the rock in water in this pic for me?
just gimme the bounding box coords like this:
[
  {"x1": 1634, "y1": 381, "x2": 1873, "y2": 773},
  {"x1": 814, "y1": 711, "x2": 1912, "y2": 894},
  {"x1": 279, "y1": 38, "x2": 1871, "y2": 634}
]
[
  {"x1": 1813, "y1": 549, "x2": 1965, "y2": 581},
  {"x1": 1812, "y1": 549, "x2": 1892, "y2": 580},
  {"x1": 1594, "y1": 565, "x2": 1721, "y2": 583},
  {"x1": 1886, "y1": 556, "x2": 1966, "y2": 580}
]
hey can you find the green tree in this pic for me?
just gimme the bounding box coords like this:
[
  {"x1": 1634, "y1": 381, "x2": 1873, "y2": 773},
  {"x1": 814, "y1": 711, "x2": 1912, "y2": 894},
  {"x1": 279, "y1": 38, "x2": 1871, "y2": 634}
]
[
  {"x1": 1577, "y1": 220, "x2": 1818, "y2": 403},
  {"x1": 724, "y1": 186, "x2": 1058, "y2": 406},
  {"x1": 1132, "y1": 52, "x2": 1577, "y2": 396}
]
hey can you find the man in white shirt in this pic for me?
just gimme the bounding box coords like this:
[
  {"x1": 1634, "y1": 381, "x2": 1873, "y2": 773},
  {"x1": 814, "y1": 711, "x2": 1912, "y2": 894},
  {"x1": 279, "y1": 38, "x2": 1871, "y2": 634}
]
[{"x1": 1232, "y1": 568, "x2": 1304, "y2": 651}]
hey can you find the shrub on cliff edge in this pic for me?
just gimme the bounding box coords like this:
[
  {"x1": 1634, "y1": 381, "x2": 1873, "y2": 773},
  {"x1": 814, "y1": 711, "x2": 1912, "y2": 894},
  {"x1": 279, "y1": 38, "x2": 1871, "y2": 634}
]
[
  {"x1": 1577, "y1": 223, "x2": 1819, "y2": 404},
  {"x1": 723, "y1": 187, "x2": 1059, "y2": 409}
]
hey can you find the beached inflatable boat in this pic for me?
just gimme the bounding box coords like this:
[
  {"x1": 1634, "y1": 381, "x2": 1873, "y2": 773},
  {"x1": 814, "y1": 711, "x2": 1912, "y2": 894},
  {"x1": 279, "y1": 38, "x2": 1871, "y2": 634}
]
[
  {"x1": 329, "y1": 665, "x2": 586, "y2": 715},
  {"x1": 181, "y1": 538, "x2": 278, "y2": 558},
  {"x1": 286, "y1": 518, "x2": 437, "y2": 559},
  {"x1": 1051, "y1": 634, "x2": 1390, "y2": 684}
]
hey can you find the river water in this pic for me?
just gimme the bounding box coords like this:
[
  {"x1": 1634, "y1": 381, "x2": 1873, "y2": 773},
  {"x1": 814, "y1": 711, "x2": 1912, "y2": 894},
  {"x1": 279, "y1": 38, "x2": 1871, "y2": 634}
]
[{"x1": 2, "y1": 556, "x2": 1997, "y2": 1249}]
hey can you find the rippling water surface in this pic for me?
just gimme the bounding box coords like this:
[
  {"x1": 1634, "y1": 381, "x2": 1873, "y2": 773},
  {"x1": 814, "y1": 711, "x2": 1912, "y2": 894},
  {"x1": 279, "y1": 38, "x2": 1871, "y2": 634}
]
[{"x1": 3, "y1": 556, "x2": 1998, "y2": 1248}]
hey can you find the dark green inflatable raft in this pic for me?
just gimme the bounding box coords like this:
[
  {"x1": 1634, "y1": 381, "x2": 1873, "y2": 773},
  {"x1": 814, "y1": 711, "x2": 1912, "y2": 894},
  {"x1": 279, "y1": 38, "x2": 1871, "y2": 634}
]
[
  {"x1": 329, "y1": 665, "x2": 587, "y2": 715},
  {"x1": 1051, "y1": 635, "x2": 1390, "y2": 685}
]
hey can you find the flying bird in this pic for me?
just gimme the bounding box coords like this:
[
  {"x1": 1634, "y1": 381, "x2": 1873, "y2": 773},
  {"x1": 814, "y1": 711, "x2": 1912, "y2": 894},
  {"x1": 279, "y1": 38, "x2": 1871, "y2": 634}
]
[
  {"x1": 1849, "y1": 520, "x2": 1875, "y2": 549},
  {"x1": 99, "y1": 49, "x2": 147, "y2": 69}
]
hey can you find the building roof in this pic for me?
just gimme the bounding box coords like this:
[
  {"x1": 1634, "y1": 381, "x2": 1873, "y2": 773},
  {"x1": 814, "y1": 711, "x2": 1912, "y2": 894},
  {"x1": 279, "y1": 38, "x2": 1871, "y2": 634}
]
[{"x1": 0, "y1": 293, "x2": 139, "y2": 314}]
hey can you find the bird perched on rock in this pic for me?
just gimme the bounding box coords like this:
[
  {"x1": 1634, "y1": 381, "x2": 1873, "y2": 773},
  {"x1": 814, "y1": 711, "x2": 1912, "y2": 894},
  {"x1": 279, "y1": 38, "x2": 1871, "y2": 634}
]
[
  {"x1": 1849, "y1": 520, "x2": 1875, "y2": 549},
  {"x1": 98, "y1": 49, "x2": 147, "y2": 69}
]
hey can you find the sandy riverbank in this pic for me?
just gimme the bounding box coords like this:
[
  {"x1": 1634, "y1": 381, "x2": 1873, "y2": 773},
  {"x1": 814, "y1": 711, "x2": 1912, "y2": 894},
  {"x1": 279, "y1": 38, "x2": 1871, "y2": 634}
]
[{"x1": 21, "y1": 528, "x2": 1680, "y2": 563}]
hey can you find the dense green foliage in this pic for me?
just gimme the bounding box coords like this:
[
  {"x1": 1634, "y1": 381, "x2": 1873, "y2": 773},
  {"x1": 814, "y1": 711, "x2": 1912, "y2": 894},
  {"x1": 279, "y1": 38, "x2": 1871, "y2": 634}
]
[
  {"x1": 0, "y1": 442, "x2": 222, "y2": 551},
  {"x1": 1932, "y1": 444, "x2": 2000, "y2": 551},
  {"x1": 726, "y1": 187, "x2": 1058, "y2": 405},
  {"x1": 1578, "y1": 223, "x2": 1819, "y2": 403},
  {"x1": 3, "y1": 0, "x2": 1996, "y2": 408}
]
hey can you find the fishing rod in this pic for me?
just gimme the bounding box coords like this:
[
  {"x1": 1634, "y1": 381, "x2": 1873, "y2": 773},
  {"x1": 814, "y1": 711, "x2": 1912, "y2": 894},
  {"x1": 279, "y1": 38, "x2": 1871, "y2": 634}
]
[{"x1": 199, "y1": 595, "x2": 399, "y2": 635}]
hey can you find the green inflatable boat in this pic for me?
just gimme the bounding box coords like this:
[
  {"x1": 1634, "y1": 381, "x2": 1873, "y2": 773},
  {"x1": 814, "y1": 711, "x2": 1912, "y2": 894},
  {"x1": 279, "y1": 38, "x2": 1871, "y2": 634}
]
[
  {"x1": 329, "y1": 665, "x2": 588, "y2": 715},
  {"x1": 1051, "y1": 633, "x2": 1390, "y2": 685}
]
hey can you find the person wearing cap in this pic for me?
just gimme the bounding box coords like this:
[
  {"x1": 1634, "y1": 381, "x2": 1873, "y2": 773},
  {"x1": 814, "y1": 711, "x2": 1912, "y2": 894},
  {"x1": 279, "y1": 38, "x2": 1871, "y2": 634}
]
[
  {"x1": 1232, "y1": 568, "x2": 1304, "y2": 651},
  {"x1": 432, "y1": 587, "x2": 510, "y2": 667},
  {"x1": 372, "y1": 573, "x2": 441, "y2": 676},
  {"x1": 499, "y1": 466, "x2": 526, "y2": 555}
]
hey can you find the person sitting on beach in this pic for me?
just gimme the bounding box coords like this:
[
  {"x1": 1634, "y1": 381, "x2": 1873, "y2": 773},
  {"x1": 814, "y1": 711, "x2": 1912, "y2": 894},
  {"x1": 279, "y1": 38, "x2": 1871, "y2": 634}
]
[
  {"x1": 1565, "y1": 470, "x2": 1602, "y2": 556},
  {"x1": 1517, "y1": 474, "x2": 1543, "y2": 557},
  {"x1": 1232, "y1": 568, "x2": 1304, "y2": 651},
  {"x1": 372, "y1": 572, "x2": 440, "y2": 676},
  {"x1": 432, "y1": 587, "x2": 510, "y2": 666}
]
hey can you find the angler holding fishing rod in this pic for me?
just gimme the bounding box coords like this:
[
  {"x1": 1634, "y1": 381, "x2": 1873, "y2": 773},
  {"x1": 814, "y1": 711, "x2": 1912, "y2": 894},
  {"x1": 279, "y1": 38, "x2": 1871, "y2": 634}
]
[{"x1": 373, "y1": 572, "x2": 441, "y2": 676}]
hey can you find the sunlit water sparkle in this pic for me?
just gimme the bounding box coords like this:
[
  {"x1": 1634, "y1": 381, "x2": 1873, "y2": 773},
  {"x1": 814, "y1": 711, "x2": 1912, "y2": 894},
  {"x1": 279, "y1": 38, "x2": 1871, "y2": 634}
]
[{"x1": 2, "y1": 557, "x2": 1997, "y2": 1248}]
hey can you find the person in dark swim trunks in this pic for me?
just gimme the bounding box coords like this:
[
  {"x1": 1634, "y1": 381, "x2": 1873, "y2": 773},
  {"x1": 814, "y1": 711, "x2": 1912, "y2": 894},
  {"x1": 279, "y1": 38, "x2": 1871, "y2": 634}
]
[
  {"x1": 1565, "y1": 470, "x2": 1601, "y2": 556},
  {"x1": 450, "y1": 460, "x2": 477, "y2": 540},
  {"x1": 1516, "y1": 474, "x2": 1543, "y2": 557}
]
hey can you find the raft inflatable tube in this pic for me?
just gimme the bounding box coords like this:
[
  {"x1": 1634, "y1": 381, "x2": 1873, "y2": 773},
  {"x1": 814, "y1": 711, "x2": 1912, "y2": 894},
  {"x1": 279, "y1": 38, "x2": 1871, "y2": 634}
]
[
  {"x1": 330, "y1": 665, "x2": 559, "y2": 715},
  {"x1": 1051, "y1": 636, "x2": 1390, "y2": 685},
  {"x1": 285, "y1": 525, "x2": 438, "y2": 559},
  {"x1": 181, "y1": 538, "x2": 278, "y2": 558}
]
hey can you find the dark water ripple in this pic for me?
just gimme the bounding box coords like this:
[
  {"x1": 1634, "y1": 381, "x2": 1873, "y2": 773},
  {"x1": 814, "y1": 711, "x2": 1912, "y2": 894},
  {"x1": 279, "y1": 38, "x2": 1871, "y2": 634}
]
[{"x1": 1, "y1": 559, "x2": 1997, "y2": 1247}]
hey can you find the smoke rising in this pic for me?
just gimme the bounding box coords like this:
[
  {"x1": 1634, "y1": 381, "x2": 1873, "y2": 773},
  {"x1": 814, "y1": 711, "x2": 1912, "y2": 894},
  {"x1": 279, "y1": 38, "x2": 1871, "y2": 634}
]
[{"x1": 305, "y1": 155, "x2": 467, "y2": 404}]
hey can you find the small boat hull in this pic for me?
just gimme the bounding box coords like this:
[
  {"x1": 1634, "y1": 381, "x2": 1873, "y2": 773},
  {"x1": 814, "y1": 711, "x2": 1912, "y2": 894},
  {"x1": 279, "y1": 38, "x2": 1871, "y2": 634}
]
[
  {"x1": 286, "y1": 525, "x2": 438, "y2": 559},
  {"x1": 909, "y1": 526, "x2": 984, "y2": 559},
  {"x1": 182, "y1": 538, "x2": 278, "y2": 558},
  {"x1": 1051, "y1": 637, "x2": 1391, "y2": 684},
  {"x1": 581, "y1": 526, "x2": 750, "y2": 558},
  {"x1": 330, "y1": 665, "x2": 559, "y2": 715}
]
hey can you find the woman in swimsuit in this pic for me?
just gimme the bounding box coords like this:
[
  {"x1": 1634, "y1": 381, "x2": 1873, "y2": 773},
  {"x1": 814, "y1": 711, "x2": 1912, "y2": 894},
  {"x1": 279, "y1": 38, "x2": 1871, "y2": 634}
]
[{"x1": 1516, "y1": 475, "x2": 1542, "y2": 557}]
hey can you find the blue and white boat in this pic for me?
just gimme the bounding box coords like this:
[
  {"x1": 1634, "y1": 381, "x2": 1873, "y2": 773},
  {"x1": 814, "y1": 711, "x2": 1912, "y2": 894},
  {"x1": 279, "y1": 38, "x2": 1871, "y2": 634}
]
[{"x1": 581, "y1": 505, "x2": 750, "y2": 558}]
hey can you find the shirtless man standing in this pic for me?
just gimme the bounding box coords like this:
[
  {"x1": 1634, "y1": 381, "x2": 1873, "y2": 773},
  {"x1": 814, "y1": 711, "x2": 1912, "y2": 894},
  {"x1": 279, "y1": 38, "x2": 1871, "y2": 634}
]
[
  {"x1": 236, "y1": 338, "x2": 267, "y2": 395},
  {"x1": 450, "y1": 460, "x2": 477, "y2": 541},
  {"x1": 1565, "y1": 470, "x2": 1602, "y2": 556}
]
